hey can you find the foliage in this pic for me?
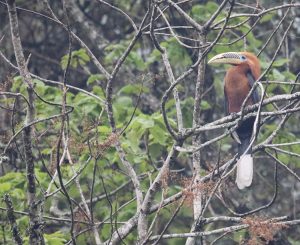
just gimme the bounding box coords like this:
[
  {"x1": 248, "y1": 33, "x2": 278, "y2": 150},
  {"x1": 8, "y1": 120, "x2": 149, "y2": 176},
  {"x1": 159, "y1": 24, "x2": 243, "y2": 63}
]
[{"x1": 0, "y1": 0, "x2": 299, "y2": 244}]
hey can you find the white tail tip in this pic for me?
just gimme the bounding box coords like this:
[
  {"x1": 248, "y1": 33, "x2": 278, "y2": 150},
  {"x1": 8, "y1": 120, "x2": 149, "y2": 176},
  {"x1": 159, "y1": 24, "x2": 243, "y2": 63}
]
[{"x1": 236, "y1": 154, "x2": 253, "y2": 190}]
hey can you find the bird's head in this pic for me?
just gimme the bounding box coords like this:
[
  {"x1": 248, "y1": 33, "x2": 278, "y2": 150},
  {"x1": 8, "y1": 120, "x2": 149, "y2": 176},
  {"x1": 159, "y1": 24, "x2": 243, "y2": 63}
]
[
  {"x1": 208, "y1": 52, "x2": 247, "y2": 65},
  {"x1": 208, "y1": 52, "x2": 261, "y2": 78}
]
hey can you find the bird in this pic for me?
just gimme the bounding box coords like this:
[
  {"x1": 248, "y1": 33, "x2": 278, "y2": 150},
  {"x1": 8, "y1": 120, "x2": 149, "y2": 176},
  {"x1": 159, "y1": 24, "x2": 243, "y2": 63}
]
[{"x1": 208, "y1": 52, "x2": 261, "y2": 189}]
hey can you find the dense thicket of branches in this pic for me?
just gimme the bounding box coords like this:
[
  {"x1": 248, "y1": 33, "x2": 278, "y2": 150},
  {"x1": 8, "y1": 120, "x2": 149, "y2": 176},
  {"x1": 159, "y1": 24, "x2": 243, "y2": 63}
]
[{"x1": 0, "y1": 0, "x2": 300, "y2": 244}]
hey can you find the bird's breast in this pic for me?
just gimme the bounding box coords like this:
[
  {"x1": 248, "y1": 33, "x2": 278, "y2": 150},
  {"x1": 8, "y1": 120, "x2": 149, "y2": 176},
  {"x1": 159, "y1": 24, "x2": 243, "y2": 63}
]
[{"x1": 225, "y1": 69, "x2": 252, "y2": 113}]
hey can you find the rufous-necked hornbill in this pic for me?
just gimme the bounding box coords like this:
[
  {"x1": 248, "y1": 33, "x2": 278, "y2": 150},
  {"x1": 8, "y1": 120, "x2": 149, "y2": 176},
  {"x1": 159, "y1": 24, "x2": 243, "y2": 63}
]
[{"x1": 208, "y1": 52, "x2": 260, "y2": 189}]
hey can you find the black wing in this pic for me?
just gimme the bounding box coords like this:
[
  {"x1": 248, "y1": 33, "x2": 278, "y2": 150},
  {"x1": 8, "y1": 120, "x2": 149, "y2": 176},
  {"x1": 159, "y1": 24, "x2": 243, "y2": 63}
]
[{"x1": 246, "y1": 72, "x2": 260, "y2": 104}]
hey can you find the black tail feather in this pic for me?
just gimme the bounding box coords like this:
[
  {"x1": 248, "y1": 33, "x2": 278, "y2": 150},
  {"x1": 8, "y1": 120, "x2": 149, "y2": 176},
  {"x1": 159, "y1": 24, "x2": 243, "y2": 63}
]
[
  {"x1": 236, "y1": 117, "x2": 254, "y2": 156},
  {"x1": 238, "y1": 136, "x2": 251, "y2": 156}
]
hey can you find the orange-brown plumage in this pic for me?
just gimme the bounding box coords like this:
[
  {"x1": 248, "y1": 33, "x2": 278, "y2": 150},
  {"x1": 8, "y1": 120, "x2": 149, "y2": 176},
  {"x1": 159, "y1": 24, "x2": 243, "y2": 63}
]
[
  {"x1": 208, "y1": 51, "x2": 261, "y2": 189},
  {"x1": 225, "y1": 52, "x2": 261, "y2": 113}
]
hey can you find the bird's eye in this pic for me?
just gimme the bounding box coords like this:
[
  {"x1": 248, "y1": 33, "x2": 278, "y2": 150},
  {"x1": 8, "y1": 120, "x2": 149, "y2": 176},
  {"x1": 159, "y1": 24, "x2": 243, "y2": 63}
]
[{"x1": 240, "y1": 55, "x2": 247, "y2": 61}]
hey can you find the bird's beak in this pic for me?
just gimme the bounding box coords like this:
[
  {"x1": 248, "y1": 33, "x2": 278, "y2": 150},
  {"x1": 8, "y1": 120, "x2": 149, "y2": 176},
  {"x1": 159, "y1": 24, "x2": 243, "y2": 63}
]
[{"x1": 208, "y1": 52, "x2": 243, "y2": 65}]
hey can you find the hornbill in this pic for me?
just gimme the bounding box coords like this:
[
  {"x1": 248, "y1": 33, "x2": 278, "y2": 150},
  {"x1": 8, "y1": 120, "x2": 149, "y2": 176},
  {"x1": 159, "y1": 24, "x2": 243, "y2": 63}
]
[{"x1": 208, "y1": 52, "x2": 260, "y2": 189}]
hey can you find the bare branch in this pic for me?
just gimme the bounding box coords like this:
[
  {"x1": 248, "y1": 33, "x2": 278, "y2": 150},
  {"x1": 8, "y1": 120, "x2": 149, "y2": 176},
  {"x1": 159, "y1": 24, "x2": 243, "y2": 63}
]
[
  {"x1": 6, "y1": 0, "x2": 43, "y2": 243},
  {"x1": 3, "y1": 194, "x2": 23, "y2": 245}
]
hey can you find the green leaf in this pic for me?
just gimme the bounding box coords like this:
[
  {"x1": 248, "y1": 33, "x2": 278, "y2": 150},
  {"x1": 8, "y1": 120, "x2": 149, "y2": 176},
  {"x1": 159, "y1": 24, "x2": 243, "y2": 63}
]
[
  {"x1": 136, "y1": 116, "x2": 154, "y2": 129},
  {"x1": 97, "y1": 125, "x2": 112, "y2": 134},
  {"x1": 74, "y1": 48, "x2": 90, "y2": 62},
  {"x1": 260, "y1": 12, "x2": 275, "y2": 23},
  {"x1": 149, "y1": 143, "x2": 164, "y2": 159},
  {"x1": 272, "y1": 58, "x2": 290, "y2": 67},
  {"x1": 44, "y1": 231, "x2": 67, "y2": 245},
  {"x1": 272, "y1": 69, "x2": 285, "y2": 81},
  {"x1": 92, "y1": 85, "x2": 105, "y2": 99},
  {"x1": 260, "y1": 60, "x2": 270, "y2": 70},
  {"x1": 282, "y1": 71, "x2": 296, "y2": 81},
  {"x1": 118, "y1": 84, "x2": 149, "y2": 95},
  {"x1": 149, "y1": 126, "x2": 167, "y2": 145},
  {"x1": 61, "y1": 54, "x2": 73, "y2": 69},
  {"x1": 115, "y1": 96, "x2": 133, "y2": 107},
  {"x1": 17, "y1": 216, "x2": 29, "y2": 231},
  {"x1": 160, "y1": 38, "x2": 192, "y2": 69},
  {"x1": 61, "y1": 48, "x2": 90, "y2": 69},
  {"x1": 73, "y1": 93, "x2": 102, "y2": 116},
  {"x1": 41, "y1": 148, "x2": 52, "y2": 155},
  {"x1": 0, "y1": 183, "x2": 11, "y2": 193},
  {"x1": 104, "y1": 43, "x2": 126, "y2": 64},
  {"x1": 147, "y1": 49, "x2": 162, "y2": 64},
  {"x1": 191, "y1": 2, "x2": 219, "y2": 22},
  {"x1": 128, "y1": 51, "x2": 146, "y2": 71},
  {"x1": 33, "y1": 79, "x2": 46, "y2": 95},
  {"x1": 0, "y1": 172, "x2": 25, "y2": 184},
  {"x1": 11, "y1": 76, "x2": 27, "y2": 93},
  {"x1": 35, "y1": 168, "x2": 49, "y2": 189},
  {"x1": 87, "y1": 74, "x2": 105, "y2": 85},
  {"x1": 200, "y1": 100, "x2": 211, "y2": 110}
]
